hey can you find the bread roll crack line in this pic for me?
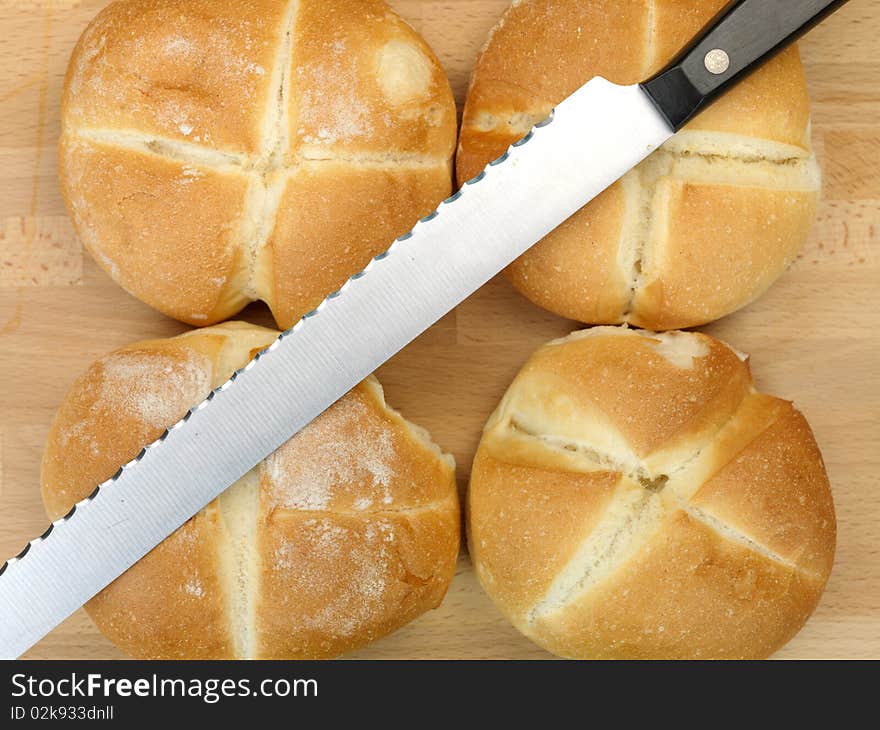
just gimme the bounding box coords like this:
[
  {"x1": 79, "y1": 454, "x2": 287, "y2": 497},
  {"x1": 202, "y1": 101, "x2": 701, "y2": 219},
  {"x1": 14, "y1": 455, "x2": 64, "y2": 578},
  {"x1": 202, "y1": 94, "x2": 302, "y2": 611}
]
[
  {"x1": 674, "y1": 500, "x2": 800, "y2": 572},
  {"x1": 512, "y1": 385, "x2": 816, "y2": 623},
  {"x1": 70, "y1": 127, "x2": 246, "y2": 170},
  {"x1": 236, "y1": 0, "x2": 299, "y2": 302},
  {"x1": 619, "y1": 162, "x2": 658, "y2": 319},
  {"x1": 216, "y1": 469, "x2": 260, "y2": 660},
  {"x1": 623, "y1": 146, "x2": 817, "y2": 316},
  {"x1": 527, "y1": 484, "x2": 667, "y2": 624},
  {"x1": 283, "y1": 500, "x2": 455, "y2": 518},
  {"x1": 644, "y1": 0, "x2": 657, "y2": 75},
  {"x1": 66, "y1": 128, "x2": 446, "y2": 172},
  {"x1": 503, "y1": 375, "x2": 747, "y2": 490}
]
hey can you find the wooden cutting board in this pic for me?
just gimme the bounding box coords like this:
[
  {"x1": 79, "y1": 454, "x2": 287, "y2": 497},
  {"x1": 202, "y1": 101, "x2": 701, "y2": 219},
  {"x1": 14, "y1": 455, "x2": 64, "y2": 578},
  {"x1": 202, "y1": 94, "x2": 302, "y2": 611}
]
[{"x1": 0, "y1": 0, "x2": 877, "y2": 660}]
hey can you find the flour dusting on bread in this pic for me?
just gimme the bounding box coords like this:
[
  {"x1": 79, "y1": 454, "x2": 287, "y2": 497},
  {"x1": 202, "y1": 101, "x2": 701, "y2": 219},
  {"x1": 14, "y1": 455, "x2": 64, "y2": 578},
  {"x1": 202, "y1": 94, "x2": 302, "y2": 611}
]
[
  {"x1": 58, "y1": 348, "x2": 213, "y2": 456},
  {"x1": 42, "y1": 323, "x2": 459, "y2": 659},
  {"x1": 98, "y1": 350, "x2": 213, "y2": 429},
  {"x1": 264, "y1": 392, "x2": 397, "y2": 511},
  {"x1": 270, "y1": 516, "x2": 395, "y2": 638},
  {"x1": 297, "y1": 39, "x2": 372, "y2": 145}
]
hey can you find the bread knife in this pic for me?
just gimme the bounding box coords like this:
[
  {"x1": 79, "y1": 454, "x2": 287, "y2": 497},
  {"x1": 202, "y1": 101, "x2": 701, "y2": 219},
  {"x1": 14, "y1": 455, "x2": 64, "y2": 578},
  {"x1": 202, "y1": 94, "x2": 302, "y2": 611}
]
[{"x1": 0, "y1": 0, "x2": 847, "y2": 658}]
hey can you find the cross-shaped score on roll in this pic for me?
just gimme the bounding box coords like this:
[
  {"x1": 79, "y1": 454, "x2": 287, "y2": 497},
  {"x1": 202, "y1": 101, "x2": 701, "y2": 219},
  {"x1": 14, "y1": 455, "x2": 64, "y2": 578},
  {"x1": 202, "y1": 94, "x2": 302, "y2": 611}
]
[
  {"x1": 40, "y1": 322, "x2": 460, "y2": 659},
  {"x1": 468, "y1": 327, "x2": 835, "y2": 660},
  {"x1": 456, "y1": 0, "x2": 821, "y2": 332},
  {"x1": 59, "y1": 0, "x2": 457, "y2": 329}
]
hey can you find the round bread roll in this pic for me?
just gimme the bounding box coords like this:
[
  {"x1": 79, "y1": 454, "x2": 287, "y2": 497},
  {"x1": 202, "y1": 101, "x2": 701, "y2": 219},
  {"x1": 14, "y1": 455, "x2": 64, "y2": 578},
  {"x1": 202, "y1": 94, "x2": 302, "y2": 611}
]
[
  {"x1": 60, "y1": 0, "x2": 457, "y2": 329},
  {"x1": 41, "y1": 322, "x2": 459, "y2": 659},
  {"x1": 457, "y1": 0, "x2": 821, "y2": 330},
  {"x1": 468, "y1": 327, "x2": 835, "y2": 659}
]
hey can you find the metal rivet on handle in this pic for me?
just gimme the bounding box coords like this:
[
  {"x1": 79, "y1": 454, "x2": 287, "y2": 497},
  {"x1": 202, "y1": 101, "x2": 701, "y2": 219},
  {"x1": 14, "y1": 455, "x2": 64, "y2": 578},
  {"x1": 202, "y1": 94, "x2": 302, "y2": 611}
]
[{"x1": 704, "y1": 48, "x2": 730, "y2": 75}]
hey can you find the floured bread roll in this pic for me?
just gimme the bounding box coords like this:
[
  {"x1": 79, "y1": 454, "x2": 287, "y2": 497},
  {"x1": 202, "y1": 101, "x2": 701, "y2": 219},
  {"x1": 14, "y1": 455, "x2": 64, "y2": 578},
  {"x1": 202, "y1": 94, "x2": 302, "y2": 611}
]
[
  {"x1": 457, "y1": 0, "x2": 821, "y2": 330},
  {"x1": 60, "y1": 0, "x2": 457, "y2": 328},
  {"x1": 41, "y1": 322, "x2": 459, "y2": 659},
  {"x1": 468, "y1": 327, "x2": 835, "y2": 659}
]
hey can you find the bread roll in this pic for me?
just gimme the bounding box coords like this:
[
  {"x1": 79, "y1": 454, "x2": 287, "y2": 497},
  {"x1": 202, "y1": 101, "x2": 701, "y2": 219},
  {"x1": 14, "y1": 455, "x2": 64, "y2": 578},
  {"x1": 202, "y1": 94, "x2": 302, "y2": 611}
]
[
  {"x1": 41, "y1": 322, "x2": 459, "y2": 659},
  {"x1": 60, "y1": 0, "x2": 457, "y2": 328},
  {"x1": 457, "y1": 0, "x2": 820, "y2": 330},
  {"x1": 468, "y1": 327, "x2": 835, "y2": 659}
]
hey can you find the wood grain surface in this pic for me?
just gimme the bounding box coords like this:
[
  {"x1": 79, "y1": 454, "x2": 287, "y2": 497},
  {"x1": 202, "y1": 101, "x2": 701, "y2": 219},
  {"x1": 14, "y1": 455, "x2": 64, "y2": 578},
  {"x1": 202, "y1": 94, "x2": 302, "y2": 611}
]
[{"x1": 0, "y1": 0, "x2": 877, "y2": 660}]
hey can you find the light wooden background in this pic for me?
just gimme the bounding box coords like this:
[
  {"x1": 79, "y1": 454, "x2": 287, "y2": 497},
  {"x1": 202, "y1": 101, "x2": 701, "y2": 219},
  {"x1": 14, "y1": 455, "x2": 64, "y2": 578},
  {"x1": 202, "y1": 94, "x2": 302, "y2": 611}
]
[{"x1": 0, "y1": 0, "x2": 876, "y2": 660}]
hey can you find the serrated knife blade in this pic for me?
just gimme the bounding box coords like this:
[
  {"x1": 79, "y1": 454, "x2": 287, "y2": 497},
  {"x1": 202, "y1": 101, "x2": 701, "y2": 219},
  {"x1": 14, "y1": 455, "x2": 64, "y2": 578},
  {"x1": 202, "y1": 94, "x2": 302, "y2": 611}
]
[{"x1": 0, "y1": 79, "x2": 671, "y2": 658}]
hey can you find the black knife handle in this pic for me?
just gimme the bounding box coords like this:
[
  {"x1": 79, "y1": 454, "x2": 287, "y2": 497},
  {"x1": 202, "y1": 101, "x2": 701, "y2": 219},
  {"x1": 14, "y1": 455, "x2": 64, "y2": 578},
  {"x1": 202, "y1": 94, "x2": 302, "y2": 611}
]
[{"x1": 641, "y1": 0, "x2": 848, "y2": 130}]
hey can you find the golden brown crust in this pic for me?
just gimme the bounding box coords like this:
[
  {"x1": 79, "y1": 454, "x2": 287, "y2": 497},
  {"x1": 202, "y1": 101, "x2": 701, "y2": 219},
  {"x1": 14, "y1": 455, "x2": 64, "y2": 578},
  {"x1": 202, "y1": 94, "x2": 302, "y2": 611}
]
[
  {"x1": 533, "y1": 510, "x2": 825, "y2": 659},
  {"x1": 41, "y1": 334, "x2": 224, "y2": 517},
  {"x1": 690, "y1": 401, "x2": 836, "y2": 580},
  {"x1": 503, "y1": 184, "x2": 630, "y2": 324},
  {"x1": 40, "y1": 322, "x2": 459, "y2": 659},
  {"x1": 87, "y1": 512, "x2": 236, "y2": 660},
  {"x1": 259, "y1": 508, "x2": 458, "y2": 659},
  {"x1": 468, "y1": 450, "x2": 621, "y2": 622},
  {"x1": 59, "y1": 136, "x2": 251, "y2": 324},
  {"x1": 465, "y1": 0, "x2": 649, "y2": 108},
  {"x1": 60, "y1": 0, "x2": 457, "y2": 328},
  {"x1": 630, "y1": 170, "x2": 820, "y2": 330},
  {"x1": 457, "y1": 0, "x2": 819, "y2": 330},
  {"x1": 61, "y1": 0, "x2": 286, "y2": 155},
  {"x1": 265, "y1": 161, "x2": 452, "y2": 327},
  {"x1": 291, "y1": 0, "x2": 457, "y2": 159},
  {"x1": 467, "y1": 327, "x2": 836, "y2": 659},
  {"x1": 506, "y1": 328, "x2": 752, "y2": 460}
]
